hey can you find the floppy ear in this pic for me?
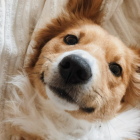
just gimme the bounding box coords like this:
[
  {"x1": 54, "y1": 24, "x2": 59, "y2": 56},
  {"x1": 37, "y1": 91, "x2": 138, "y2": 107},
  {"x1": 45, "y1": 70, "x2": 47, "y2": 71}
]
[
  {"x1": 125, "y1": 47, "x2": 140, "y2": 107},
  {"x1": 67, "y1": 0, "x2": 104, "y2": 24}
]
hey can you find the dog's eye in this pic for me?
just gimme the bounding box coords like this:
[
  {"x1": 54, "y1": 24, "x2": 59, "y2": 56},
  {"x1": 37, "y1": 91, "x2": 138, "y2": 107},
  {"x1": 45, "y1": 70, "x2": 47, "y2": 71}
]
[
  {"x1": 109, "y1": 63, "x2": 122, "y2": 77},
  {"x1": 64, "y1": 35, "x2": 78, "y2": 45}
]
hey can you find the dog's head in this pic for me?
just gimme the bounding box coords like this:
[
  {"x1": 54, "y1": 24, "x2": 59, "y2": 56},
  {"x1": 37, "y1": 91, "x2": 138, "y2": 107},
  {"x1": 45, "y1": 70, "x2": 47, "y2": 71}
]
[{"x1": 26, "y1": 0, "x2": 140, "y2": 122}]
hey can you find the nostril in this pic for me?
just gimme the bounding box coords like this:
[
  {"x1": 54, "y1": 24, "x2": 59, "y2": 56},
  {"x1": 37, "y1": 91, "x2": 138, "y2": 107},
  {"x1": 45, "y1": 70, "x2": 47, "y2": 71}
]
[
  {"x1": 77, "y1": 69, "x2": 92, "y2": 81},
  {"x1": 60, "y1": 61, "x2": 70, "y2": 69},
  {"x1": 76, "y1": 70, "x2": 84, "y2": 80}
]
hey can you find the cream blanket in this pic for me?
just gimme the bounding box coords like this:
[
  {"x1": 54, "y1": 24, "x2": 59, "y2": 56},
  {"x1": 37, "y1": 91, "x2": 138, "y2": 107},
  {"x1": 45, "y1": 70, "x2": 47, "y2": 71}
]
[{"x1": 0, "y1": 0, "x2": 140, "y2": 139}]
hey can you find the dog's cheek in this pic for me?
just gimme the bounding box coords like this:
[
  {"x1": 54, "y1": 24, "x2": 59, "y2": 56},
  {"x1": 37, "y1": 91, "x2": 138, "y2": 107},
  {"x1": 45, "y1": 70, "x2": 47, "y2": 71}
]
[
  {"x1": 32, "y1": 70, "x2": 48, "y2": 99},
  {"x1": 29, "y1": 58, "x2": 51, "y2": 99},
  {"x1": 32, "y1": 52, "x2": 62, "y2": 99},
  {"x1": 124, "y1": 48, "x2": 140, "y2": 107},
  {"x1": 101, "y1": 82, "x2": 127, "y2": 117}
]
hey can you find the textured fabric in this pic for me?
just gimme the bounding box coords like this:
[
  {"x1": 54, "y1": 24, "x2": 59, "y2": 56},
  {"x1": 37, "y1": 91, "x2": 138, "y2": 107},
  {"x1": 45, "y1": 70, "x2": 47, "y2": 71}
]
[
  {"x1": 0, "y1": 0, "x2": 140, "y2": 139},
  {"x1": 0, "y1": 0, "x2": 45, "y2": 138},
  {"x1": 102, "y1": 0, "x2": 140, "y2": 46}
]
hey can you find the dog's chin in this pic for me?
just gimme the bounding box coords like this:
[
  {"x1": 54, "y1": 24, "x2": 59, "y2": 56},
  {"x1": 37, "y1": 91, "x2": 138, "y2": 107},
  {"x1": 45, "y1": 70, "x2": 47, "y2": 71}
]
[{"x1": 46, "y1": 85, "x2": 79, "y2": 111}]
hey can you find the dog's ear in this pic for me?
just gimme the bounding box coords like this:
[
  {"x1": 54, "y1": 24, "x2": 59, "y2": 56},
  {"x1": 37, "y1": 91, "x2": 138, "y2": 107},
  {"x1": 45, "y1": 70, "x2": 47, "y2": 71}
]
[
  {"x1": 67, "y1": 0, "x2": 104, "y2": 24},
  {"x1": 125, "y1": 47, "x2": 140, "y2": 106}
]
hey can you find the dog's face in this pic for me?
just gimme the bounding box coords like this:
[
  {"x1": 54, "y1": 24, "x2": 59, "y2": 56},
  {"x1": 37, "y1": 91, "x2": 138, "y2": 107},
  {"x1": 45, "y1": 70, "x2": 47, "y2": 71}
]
[
  {"x1": 27, "y1": 21, "x2": 140, "y2": 122},
  {"x1": 26, "y1": 0, "x2": 140, "y2": 122}
]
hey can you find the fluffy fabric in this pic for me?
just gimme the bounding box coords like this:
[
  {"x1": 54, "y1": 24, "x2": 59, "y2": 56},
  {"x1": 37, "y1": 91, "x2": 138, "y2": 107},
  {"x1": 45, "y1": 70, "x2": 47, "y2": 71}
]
[{"x1": 4, "y1": 73, "x2": 140, "y2": 140}]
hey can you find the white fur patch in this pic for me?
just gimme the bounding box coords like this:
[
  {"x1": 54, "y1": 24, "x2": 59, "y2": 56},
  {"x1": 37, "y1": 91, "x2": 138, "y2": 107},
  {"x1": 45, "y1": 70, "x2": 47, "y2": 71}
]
[{"x1": 4, "y1": 73, "x2": 140, "y2": 140}]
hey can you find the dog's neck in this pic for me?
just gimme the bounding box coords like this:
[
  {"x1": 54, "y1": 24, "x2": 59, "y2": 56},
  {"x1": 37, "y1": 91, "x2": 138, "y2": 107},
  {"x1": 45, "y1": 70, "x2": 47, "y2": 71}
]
[{"x1": 7, "y1": 73, "x2": 140, "y2": 140}]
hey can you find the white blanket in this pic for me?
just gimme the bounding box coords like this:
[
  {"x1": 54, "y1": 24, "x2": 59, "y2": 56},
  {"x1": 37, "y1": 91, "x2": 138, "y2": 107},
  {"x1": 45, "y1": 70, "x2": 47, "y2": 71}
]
[{"x1": 0, "y1": 0, "x2": 140, "y2": 139}]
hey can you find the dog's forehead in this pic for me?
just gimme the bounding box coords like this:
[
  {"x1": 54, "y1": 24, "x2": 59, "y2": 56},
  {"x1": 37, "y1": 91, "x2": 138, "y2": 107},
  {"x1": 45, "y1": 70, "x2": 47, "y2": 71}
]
[
  {"x1": 62, "y1": 24, "x2": 129, "y2": 61},
  {"x1": 64, "y1": 23, "x2": 107, "y2": 39},
  {"x1": 63, "y1": 24, "x2": 125, "y2": 48}
]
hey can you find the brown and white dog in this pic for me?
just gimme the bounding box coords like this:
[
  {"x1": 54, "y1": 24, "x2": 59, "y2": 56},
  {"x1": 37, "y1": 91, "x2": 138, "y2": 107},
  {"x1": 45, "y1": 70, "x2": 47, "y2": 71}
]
[{"x1": 4, "y1": 0, "x2": 140, "y2": 140}]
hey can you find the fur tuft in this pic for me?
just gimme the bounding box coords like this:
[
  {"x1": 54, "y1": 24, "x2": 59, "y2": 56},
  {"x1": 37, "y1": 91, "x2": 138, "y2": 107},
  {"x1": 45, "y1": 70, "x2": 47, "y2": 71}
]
[
  {"x1": 4, "y1": 73, "x2": 140, "y2": 140},
  {"x1": 126, "y1": 47, "x2": 140, "y2": 106},
  {"x1": 67, "y1": 0, "x2": 103, "y2": 24}
]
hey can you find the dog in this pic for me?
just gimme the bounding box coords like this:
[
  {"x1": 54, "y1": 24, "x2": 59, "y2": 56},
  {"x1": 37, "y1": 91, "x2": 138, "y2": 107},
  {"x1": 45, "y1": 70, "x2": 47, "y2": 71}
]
[{"x1": 4, "y1": 0, "x2": 140, "y2": 139}]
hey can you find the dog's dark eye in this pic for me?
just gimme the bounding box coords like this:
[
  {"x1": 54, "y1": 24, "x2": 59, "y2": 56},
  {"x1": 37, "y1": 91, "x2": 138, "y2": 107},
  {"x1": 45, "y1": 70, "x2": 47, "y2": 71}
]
[
  {"x1": 109, "y1": 63, "x2": 122, "y2": 77},
  {"x1": 64, "y1": 35, "x2": 78, "y2": 45}
]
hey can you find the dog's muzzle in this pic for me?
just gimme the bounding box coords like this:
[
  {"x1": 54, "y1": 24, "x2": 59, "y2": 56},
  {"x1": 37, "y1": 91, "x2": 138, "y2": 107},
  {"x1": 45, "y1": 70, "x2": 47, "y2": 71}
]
[{"x1": 44, "y1": 50, "x2": 99, "y2": 112}]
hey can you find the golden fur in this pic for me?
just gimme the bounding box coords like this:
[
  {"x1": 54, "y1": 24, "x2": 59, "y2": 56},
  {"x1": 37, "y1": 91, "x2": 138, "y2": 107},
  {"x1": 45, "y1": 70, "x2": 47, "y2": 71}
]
[
  {"x1": 4, "y1": 0, "x2": 140, "y2": 139},
  {"x1": 27, "y1": 23, "x2": 140, "y2": 121}
]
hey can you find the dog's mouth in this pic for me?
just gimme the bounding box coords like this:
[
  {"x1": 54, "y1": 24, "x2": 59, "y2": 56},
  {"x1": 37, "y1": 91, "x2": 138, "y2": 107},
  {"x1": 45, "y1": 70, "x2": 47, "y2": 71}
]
[
  {"x1": 49, "y1": 86, "x2": 95, "y2": 113},
  {"x1": 40, "y1": 72, "x2": 95, "y2": 113},
  {"x1": 49, "y1": 86, "x2": 75, "y2": 103}
]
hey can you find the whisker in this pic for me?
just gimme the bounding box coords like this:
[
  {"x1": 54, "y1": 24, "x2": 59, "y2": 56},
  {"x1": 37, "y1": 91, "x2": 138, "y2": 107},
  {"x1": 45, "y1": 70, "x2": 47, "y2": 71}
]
[
  {"x1": 95, "y1": 87, "x2": 109, "y2": 121},
  {"x1": 42, "y1": 56, "x2": 52, "y2": 62},
  {"x1": 10, "y1": 72, "x2": 40, "y2": 82},
  {"x1": 109, "y1": 122, "x2": 120, "y2": 138},
  {"x1": 107, "y1": 122, "x2": 111, "y2": 140},
  {"x1": 92, "y1": 87, "x2": 107, "y2": 121},
  {"x1": 115, "y1": 117, "x2": 126, "y2": 124},
  {"x1": 62, "y1": 45, "x2": 67, "y2": 51}
]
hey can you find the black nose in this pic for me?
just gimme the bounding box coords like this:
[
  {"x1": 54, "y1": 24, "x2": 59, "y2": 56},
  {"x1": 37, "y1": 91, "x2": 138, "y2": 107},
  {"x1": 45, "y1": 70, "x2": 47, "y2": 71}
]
[{"x1": 59, "y1": 54, "x2": 92, "y2": 84}]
